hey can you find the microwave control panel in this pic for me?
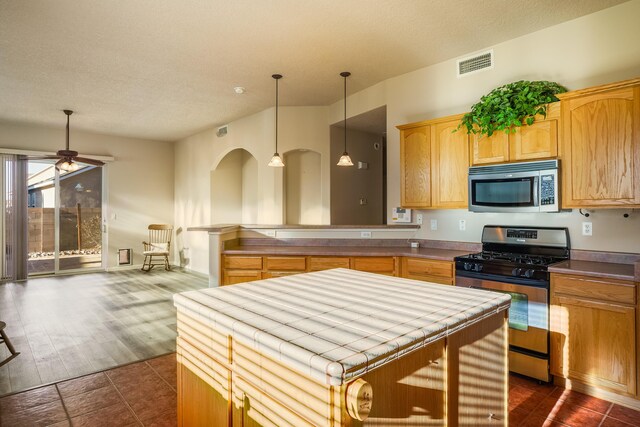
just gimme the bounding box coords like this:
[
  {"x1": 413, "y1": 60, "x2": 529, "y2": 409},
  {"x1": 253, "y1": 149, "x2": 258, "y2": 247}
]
[{"x1": 540, "y1": 174, "x2": 555, "y2": 206}]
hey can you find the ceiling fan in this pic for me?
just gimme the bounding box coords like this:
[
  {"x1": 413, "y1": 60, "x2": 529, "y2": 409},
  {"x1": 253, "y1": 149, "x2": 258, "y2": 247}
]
[{"x1": 27, "y1": 110, "x2": 105, "y2": 171}]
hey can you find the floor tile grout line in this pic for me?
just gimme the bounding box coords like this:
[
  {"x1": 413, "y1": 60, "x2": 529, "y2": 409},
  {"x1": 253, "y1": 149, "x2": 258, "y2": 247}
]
[
  {"x1": 104, "y1": 369, "x2": 145, "y2": 427},
  {"x1": 145, "y1": 359, "x2": 176, "y2": 393},
  {"x1": 54, "y1": 383, "x2": 73, "y2": 425}
]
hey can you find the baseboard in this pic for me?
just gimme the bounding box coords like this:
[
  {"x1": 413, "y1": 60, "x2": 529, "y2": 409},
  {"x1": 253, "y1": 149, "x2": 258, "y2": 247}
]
[{"x1": 554, "y1": 376, "x2": 640, "y2": 411}]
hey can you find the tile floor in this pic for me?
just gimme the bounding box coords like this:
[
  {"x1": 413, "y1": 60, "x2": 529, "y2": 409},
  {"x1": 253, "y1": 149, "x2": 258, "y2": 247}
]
[{"x1": 1, "y1": 353, "x2": 640, "y2": 426}]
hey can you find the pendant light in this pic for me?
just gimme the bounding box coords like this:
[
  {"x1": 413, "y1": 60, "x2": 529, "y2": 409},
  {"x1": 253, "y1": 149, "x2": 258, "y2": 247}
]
[
  {"x1": 268, "y1": 74, "x2": 285, "y2": 167},
  {"x1": 337, "y1": 71, "x2": 353, "y2": 167}
]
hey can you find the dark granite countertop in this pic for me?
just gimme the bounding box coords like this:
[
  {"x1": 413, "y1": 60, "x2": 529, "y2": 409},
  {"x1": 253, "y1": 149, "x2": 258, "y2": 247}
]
[
  {"x1": 549, "y1": 260, "x2": 636, "y2": 281},
  {"x1": 223, "y1": 244, "x2": 470, "y2": 261}
]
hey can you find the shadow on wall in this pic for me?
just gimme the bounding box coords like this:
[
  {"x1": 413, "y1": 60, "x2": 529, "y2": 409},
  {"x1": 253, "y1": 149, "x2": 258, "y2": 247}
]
[
  {"x1": 210, "y1": 149, "x2": 258, "y2": 224},
  {"x1": 284, "y1": 149, "x2": 322, "y2": 225}
]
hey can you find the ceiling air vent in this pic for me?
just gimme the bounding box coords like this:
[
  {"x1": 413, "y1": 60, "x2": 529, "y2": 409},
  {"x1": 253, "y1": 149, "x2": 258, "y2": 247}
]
[
  {"x1": 216, "y1": 125, "x2": 228, "y2": 137},
  {"x1": 457, "y1": 50, "x2": 494, "y2": 78}
]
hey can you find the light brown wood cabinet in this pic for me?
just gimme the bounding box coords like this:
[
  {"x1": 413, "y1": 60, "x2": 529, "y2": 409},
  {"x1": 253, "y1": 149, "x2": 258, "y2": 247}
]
[
  {"x1": 222, "y1": 255, "x2": 400, "y2": 285},
  {"x1": 550, "y1": 273, "x2": 637, "y2": 397},
  {"x1": 401, "y1": 257, "x2": 454, "y2": 285},
  {"x1": 398, "y1": 114, "x2": 469, "y2": 209},
  {"x1": 399, "y1": 125, "x2": 430, "y2": 208},
  {"x1": 470, "y1": 102, "x2": 559, "y2": 165},
  {"x1": 557, "y1": 78, "x2": 640, "y2": 208}
]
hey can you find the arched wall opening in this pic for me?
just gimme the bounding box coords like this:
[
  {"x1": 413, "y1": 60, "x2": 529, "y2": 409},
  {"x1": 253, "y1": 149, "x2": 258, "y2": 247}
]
[{"x1": 210, "y1": 149, "x2": 258, "y2": 224}]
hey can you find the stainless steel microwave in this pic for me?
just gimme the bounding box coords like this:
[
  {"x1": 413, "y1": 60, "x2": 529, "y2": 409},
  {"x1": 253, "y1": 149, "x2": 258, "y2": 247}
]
[{"x1": 468, "y1": 160, "x2": 559, "y2": 213}]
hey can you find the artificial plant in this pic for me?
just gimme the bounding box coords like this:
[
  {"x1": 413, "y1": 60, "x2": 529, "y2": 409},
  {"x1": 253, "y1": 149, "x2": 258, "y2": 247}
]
[{"x1": 457, "y1": 80, "x2": 568, "y2": 136}]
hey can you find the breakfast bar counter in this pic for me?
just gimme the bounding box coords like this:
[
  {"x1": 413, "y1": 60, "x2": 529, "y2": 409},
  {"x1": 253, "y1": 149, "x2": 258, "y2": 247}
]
[{"x1": 174, "y1": 269, "x2": 511, "y2": 426}]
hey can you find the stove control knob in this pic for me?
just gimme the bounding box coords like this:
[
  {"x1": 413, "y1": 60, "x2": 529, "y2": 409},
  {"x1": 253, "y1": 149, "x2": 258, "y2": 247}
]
[
  {"x1": 463, "y1": 262, "x2": 473, "y2": 271},
  {"x1": 473, "y1": 263, "x2": 483, "y2": 272},
  {"x1": 524, "y1": 269, "x2": 535, "y2": 278},
  {"x1": 512, "y1": 268, "x2": 522, "y2": 276}
]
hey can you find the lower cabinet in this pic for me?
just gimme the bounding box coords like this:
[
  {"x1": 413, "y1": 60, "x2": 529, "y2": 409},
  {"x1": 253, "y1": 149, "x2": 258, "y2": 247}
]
[
  {"x1": 401, "y1": 257, "x2": 454, "y2": 285},
  {"x1": 550, "y1": 273, "x2": 637, "y2": 397}
]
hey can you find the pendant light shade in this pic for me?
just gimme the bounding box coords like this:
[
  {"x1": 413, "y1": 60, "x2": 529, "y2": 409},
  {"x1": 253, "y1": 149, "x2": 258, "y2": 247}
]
[
  {"x1": 268, "y1": 74, "x2": 285, "y2": 167},
  {"x1": 337, "y1": 71, "x2": 353, "y2": 167}
]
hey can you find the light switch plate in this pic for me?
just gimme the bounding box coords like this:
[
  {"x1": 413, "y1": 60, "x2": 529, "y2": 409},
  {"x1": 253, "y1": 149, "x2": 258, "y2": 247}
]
[
  {"x1": 430, "y1": 219, "x2": 437, "y2": 231},
  {"x1": 459, "y1": 220, "x2": 466, "y2": 231},
  {"x1": 265, "y1": 230, "x2": 276, "y2": 237},
  {"x1": 361, "y1": 231, "x2": 372, "y2": 238}
]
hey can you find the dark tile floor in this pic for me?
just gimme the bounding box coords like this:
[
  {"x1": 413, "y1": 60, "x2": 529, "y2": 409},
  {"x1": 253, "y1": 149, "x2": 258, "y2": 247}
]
[
  {"x1": 2, "y1": 353, "x2": 640, "y2": 426},
  {"x1": 0, "y1": 353, "x2": 177, "y2": 427}
]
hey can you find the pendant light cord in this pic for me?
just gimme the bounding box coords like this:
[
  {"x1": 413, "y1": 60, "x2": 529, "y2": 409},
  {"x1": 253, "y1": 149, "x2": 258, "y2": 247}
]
[
  {"x1": 275, "y1": 76, "x2": 279, "y2": 153},
  {"x1": 66, "y1": 112, "x2": 70, "y2": 151},
  {"x1": 343, "y1": 74, "x2": 347, "y2": 152}
]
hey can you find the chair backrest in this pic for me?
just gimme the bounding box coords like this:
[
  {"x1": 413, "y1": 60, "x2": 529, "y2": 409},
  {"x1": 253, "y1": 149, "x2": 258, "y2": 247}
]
[{"x1": 148, "y1": 224, "x2": 173, "y2": 248}]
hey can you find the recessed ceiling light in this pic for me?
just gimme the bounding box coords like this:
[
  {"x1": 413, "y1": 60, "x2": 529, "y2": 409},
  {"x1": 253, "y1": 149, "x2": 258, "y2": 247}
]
[{"x1": 234, "y1": 86, "x2": 246, "y2": 94}]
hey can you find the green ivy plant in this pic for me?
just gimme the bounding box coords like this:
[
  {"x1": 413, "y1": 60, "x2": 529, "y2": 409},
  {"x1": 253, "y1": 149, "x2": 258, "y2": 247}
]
[{"x1": 457, "y1": 80, "x2": 568, "y2": 136}]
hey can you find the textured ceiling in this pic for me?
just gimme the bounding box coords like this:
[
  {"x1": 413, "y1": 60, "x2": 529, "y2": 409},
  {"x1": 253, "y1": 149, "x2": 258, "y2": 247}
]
[{"x1": 0, "y1": 0, "x2": 628, "y2": 141}]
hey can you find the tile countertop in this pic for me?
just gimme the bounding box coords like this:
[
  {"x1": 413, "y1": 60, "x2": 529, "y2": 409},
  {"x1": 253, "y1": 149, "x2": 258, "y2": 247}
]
[
  {"x1": 222, "y1": 245, "x2": 471, "y2": 261},
  {"x1": 173, "y1": 269, "x2": 510, "y2": 386},
  {"x1": 549, "y1": 260, "x2": 636, "y2": 281}
]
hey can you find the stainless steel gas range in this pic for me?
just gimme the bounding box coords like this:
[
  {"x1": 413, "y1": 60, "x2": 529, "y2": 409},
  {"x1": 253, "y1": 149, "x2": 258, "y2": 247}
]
[{"x1": 454, "y1": 225, "x2": 570, "y2": 382}]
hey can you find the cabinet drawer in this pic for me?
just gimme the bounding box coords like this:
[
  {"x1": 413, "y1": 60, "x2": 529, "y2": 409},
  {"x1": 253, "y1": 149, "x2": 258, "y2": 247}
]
[
  {"x1": 352, "y1": 257, "x2": 396, "y2": 273},
  {"x1": 264, "y1": 256, "x2": 306, "y2": 271},
  {"x1": 224, "y1": 256, "x2": 263, "y2": 270},
  {"x1": 308, "y1": 257, "x2": 350, "y2": 271},
  {"x1": 551, "y1": 273, "x2": 635, "y2": 305},
  {"x1": 403, "y1": 258, "x2": 453, "y2": 279},
  {"x1": 223, "y1": 270, "x2": 262, "y2": 285}
]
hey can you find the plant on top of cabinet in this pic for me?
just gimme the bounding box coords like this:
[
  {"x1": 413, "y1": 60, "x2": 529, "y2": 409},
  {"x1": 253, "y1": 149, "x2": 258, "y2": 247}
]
[{"x1": 457, "y1": 80, "x2": 568, "y2": 137}]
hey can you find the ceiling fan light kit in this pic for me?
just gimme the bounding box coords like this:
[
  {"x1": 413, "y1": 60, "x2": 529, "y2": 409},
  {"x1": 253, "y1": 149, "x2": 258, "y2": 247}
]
[{"x1": 24, "y1": 109, "x2": 105, "y2": 170}]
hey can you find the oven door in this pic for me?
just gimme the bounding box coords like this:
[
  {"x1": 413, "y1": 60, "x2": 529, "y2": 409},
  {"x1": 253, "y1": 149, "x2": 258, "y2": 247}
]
[
  {"x1": 456, "y1": 274, "x2": 548, "y2": 355},
  {"x1": 469, "y1": 171, "x2": 539, "y2": 213}
]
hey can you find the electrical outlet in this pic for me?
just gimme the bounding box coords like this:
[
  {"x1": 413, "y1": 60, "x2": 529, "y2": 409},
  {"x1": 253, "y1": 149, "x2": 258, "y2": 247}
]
[
  {"x1": 265, "y1": 230, "x2": 276, "y2": 237},
  {"x1": 416, "y1": 214, "x2": 423, "y2": 225},
  {"x1": 582, "y1": 222, "x2": 593, "y2": 236},
  {"x1": 430, "y1": 219, "x2": 438, "y2": 231},
  {"x1": 459, "y1": 220, "x2": 466, "y2": 231},
  {"x1": 360, "y1": 231, "x2": 372, "y2": 238}
]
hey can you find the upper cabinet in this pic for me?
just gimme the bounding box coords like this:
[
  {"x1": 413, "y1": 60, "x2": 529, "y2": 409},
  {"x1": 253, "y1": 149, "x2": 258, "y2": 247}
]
[
  {"x1": 470, "y1": 102, "x2": 560, "y2": 166},
  {"x1": 398, "y1": 114, "x2": 469, "y2": 209},
  {"x1": 399, "y1": 125, "x2": 430, "y2": 208},
  {"x1": 557, "y1": 78, "x2": 640, "y2": 208}
]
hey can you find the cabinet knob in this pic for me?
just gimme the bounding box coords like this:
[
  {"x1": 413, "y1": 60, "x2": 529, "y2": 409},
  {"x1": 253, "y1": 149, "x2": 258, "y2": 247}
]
[{"x1": 345, "y1": 378, "x2": 373, "y2": 421}]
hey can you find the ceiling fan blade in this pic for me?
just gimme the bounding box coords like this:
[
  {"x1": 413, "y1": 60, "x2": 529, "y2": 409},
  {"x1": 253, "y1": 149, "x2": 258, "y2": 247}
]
[{"x1": 74, "y1": 157, "x2": 105, "y2": 167}]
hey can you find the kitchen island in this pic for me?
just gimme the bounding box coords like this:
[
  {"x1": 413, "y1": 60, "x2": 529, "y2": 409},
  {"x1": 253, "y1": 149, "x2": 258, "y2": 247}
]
[{"x1": 174, "y1": 269, "x2": 510, "y2": 426}]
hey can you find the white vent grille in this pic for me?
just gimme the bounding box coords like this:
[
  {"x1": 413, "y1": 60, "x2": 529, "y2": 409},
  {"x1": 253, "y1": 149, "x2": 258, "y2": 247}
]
[{"x1": 457, "y1": 50, "x2": 494, "y2": 77}]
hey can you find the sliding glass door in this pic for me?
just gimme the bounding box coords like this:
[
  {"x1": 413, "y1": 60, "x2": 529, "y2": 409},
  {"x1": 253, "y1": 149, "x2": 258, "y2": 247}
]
[{"x1": 27, "y1": 160, "x2": 103, "y2": 275}]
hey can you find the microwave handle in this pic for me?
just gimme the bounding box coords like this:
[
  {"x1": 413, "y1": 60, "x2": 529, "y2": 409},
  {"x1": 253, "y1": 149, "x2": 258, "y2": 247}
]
[{"x1": 533, "y1": 176, "x2": 539, "y2": 206}]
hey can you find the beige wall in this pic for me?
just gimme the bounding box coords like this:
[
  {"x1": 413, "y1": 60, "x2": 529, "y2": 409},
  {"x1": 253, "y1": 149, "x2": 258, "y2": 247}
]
[
  {"x1": 0, "y1": 120, "x2": 175, "y2": 268},
  {"x1": 176, "y1": 1, "x2": 640, "y2": 274},
  {"x1": 174, "y1": 106, "x2": 330, "y2": 273},
  {"x1": 284, "y1": 150, "x2": 322, "y2": 224},
  {"x1": 330, "y1": 127, "x2": 384, "y2": 225}
]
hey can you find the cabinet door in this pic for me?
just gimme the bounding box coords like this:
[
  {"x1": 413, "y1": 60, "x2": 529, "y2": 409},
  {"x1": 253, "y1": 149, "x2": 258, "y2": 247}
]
[
  {"x1": 223, "y1": 270, "x2": 262, "y2": 285},
  {"x1": 550, "y1": 294, "x2": 636, "y2": 396},
  {"x1": 352, "y1": 257, "x2": 397, "y2": 275},
  {"x1": 401, "y1": 257, "x2": 453, "y2": 285},
  {"x1": 510, "y1": 119, "x2": 558, "y2": 161},
  {"x1": 400, "y1": 126, "x2": 431, "y2": 208},
  {"x1": 561, "y1": 84, "x2": 640, "y2": 207},
  {"x1": 470, "y1": 131, "x2": 509, "y2": 165},
  {"x1": 431, "y1": 120, "x2": 469, "y2": 208}
]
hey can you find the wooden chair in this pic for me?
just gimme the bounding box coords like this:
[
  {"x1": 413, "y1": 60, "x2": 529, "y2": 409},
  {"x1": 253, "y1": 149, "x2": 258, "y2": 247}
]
[
  {"x1": 0, "y1": 321, "x2": 20, "y2": 367},
  {"x1": 142, "y1": 224, "x2": 173, "y2": 272}
]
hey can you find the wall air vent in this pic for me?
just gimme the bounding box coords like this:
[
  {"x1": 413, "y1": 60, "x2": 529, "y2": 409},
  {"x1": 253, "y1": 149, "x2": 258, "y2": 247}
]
[
  {"x1": 216, "y1": 125, "x2": 228, "y2": 138},
  {"x1": 457, "y1": 50, "x2": 494, "y2": 78}
]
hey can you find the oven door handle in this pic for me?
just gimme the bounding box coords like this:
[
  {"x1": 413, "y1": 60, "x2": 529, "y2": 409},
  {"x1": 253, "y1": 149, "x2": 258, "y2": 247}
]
[{"x1": 455, "y1": 270, "x2": 549, "y2": 288}]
